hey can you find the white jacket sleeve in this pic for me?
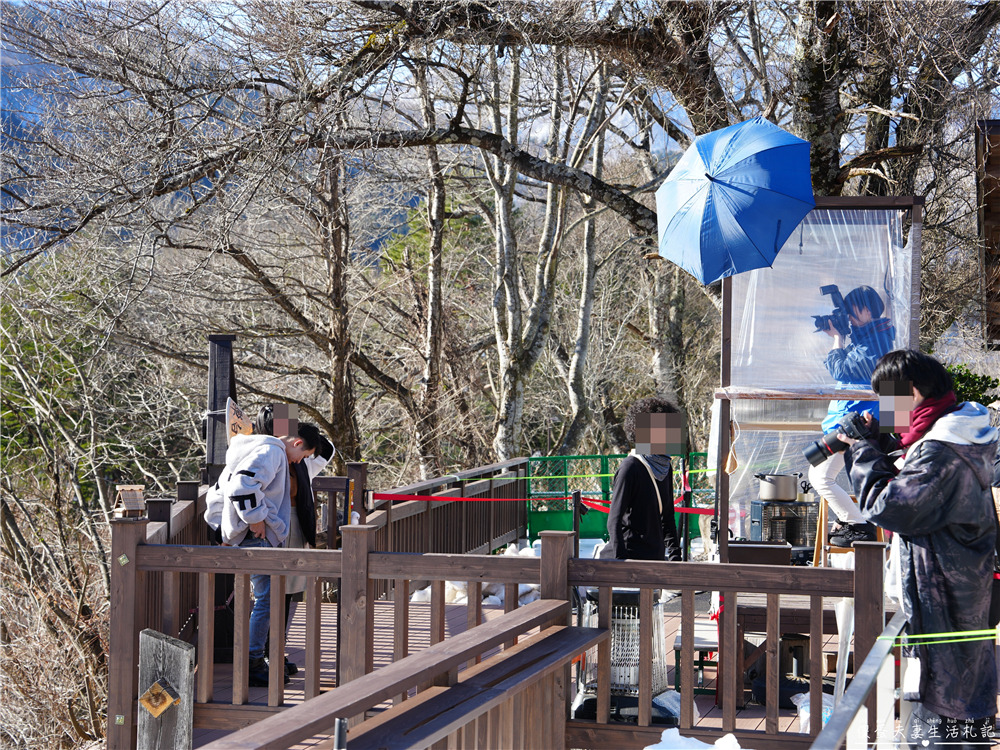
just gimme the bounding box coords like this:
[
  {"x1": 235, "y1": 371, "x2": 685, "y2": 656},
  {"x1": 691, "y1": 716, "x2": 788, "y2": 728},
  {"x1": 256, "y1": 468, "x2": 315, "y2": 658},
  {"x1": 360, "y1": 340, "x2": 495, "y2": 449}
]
[
  {"x1": 218, "y1": 444, "x2": 279, "y2": 526},
  {"x1": 204, "y1": 481, "x2": 223, "y2": 531},
  {"x1": 304, "y1": 451, "x2": 332, "y2": 482}
]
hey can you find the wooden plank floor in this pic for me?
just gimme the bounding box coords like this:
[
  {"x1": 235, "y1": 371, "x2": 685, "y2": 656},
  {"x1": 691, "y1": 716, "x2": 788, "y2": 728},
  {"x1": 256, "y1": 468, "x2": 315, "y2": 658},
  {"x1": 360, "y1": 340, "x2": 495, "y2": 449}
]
[{"x1": 193, "y1": 600, "x2": 842, "y2": 747}]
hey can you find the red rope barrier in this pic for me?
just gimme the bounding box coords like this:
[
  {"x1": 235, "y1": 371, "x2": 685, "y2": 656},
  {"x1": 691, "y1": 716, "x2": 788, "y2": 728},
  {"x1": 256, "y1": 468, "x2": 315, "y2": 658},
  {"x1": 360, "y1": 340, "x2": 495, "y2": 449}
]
[
  {"x1": 372, "y1": 492, "x2": 570, "y2": 503},
  {"x1": 580, "y1": 499, "x2": 610, "y2": 513},
  {"x1": 372, "y1": 492, "x2": 714, "y2": 515}
]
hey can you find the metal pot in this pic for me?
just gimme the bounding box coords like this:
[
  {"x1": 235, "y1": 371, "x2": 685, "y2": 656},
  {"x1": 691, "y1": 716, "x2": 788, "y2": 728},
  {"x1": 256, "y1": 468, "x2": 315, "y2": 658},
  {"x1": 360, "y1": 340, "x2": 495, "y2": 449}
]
[{"x1": 754, "y1": 472, "x2": 801, "y2": 501}]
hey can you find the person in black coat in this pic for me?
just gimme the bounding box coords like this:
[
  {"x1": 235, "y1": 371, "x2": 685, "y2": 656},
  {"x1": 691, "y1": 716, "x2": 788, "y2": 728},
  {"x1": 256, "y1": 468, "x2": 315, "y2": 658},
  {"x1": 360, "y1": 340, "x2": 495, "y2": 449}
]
[
  {"x1": 602, "y1": 397, "x2": 685, "y2": 561},
  {"x1": 839, "y1": 351, "x2": 997, "y2": 747}
]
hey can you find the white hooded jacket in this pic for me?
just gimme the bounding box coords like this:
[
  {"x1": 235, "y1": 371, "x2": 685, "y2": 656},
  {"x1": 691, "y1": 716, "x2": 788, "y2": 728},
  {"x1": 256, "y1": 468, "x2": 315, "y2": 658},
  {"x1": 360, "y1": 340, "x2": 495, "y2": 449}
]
[{"x1": 204, "y1": 434, "x2": 291, "y2": 548}]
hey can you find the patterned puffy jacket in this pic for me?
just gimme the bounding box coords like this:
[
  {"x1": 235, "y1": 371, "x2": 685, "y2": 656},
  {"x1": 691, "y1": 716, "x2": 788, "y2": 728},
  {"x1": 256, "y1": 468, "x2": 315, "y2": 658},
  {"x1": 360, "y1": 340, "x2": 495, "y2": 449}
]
[{"x1": 845, "y1": 402, "x2": 998, "y2": 721}]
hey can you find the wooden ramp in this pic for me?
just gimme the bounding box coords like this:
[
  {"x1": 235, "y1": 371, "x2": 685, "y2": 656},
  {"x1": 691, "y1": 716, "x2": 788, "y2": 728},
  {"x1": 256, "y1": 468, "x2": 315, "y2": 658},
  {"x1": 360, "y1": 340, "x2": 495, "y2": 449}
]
[{"x1": 193, "y1": 601, "x2": 836, "y2": 748}]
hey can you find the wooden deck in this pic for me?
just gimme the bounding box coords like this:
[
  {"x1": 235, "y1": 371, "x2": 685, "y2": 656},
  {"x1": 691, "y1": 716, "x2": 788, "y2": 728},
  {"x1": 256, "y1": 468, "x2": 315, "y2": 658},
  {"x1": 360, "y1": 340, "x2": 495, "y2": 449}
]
[{"x1": 193, "y1": 599, "x2": 843, "y2": 748}]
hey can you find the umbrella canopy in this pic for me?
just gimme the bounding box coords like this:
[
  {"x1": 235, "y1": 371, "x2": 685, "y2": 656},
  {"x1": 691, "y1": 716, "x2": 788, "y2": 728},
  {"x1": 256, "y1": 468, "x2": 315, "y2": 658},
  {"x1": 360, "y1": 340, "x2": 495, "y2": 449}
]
[{"x1": 655, "y1": 116, "x2": 815, "y2": 285}]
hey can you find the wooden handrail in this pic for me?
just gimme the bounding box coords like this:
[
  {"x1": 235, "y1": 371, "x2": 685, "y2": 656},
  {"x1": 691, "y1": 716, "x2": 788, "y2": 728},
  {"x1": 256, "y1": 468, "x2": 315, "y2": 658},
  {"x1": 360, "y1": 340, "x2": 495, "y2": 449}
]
[
  {"x1": 810, "y1": 610, "x2": 907, "y2": 750},
  {"x1": 135, "y1": 544, "x2": 343, "y2": 576},
  {"x1": 367, "y1": 552, "x2": 539, "y2": 582},
  {"x1": 345, "y1": 625, "x2": 609, "y2": 750},
  {"x1": 198, "y1": 599, "x2": 570, "y2": 750},
  {"x1": 567, "y1": 558, "x2": 856, "y2": 596},
  {"x1": 145, "y1": 485, "x2": 208, "y2": 545},
  {"x1": 374, "y1": 458, "x2": 528, "y2": 505}
]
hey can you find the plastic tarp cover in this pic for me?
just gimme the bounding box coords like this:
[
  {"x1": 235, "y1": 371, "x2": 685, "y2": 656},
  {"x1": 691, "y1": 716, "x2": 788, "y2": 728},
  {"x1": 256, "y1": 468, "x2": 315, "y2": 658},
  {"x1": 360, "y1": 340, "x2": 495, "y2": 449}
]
[
  {"x1": 732, "y1": 208, "x2": 912, "y2": 393},
  {"x1": 720, "y1": 208, "x2": 917, "y2": 536}
]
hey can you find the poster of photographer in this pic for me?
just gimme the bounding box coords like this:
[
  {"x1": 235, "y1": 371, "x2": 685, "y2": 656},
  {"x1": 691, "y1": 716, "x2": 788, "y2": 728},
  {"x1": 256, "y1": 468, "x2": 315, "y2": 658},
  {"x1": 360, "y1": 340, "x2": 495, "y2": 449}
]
[{"x1": 709, "y1": 207, "x2": 918, "y2": 539}]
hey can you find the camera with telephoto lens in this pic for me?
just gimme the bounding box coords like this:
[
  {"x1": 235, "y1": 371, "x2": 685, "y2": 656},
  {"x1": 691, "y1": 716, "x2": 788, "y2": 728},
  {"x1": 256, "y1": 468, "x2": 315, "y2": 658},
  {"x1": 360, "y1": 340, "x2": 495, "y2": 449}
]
[
  {"x1": 803, "y1": 411, "x2": 871, "y2": 467},
  {"x1": 812, "y1": 284, "x2": 851, "y2": 337}
]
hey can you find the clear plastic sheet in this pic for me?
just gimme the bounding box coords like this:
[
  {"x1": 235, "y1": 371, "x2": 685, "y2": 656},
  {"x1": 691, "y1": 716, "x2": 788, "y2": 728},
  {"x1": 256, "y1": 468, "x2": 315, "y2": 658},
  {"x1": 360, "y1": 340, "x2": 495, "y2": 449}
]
[
  {"x1": 711, "y1": 208, "x2": 919, "y2": 537},
  {"x1": 732, "y1": 209, "x2": 913, "y2": 392},
  {"x1": 725, "y1": 429, "x2": 851, "y2": 538}
]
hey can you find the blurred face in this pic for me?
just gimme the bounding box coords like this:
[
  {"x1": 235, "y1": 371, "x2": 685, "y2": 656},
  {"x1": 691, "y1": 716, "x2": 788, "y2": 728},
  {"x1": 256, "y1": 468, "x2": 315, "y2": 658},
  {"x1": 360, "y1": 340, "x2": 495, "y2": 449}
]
[
  {"x1": 634, "y1": 412, "x2": 686, "y2": 455},
  {"x1": 877, "y1": 380, "x2": 919, "y2": 434},
  {"x1": 272, "y1": 403, "x2": 299, "y2": 439}
]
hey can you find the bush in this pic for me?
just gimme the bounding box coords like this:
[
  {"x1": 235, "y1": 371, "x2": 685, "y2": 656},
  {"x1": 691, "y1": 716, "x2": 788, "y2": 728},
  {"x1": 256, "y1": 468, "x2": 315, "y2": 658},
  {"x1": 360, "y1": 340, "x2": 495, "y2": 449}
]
[{"x1": 946, "y1": 364, "x2": 1000, "y2": 406}]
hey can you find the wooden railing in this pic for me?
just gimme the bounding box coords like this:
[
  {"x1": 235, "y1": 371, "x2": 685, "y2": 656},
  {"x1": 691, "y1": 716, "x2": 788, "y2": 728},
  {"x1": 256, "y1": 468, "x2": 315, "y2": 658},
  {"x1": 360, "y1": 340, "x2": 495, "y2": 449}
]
[
  {"x1": 810, "y1": 609, "x2": 907, "y2": 750},
  {"x1": 364, "y1": 457, "x2": 530, "y2": 554},
  {"x1": 109, "y1": 510, "x2": 887, "y2": 750},
  {"x1": 108, "y1": 459, "x2": 529, "y2": 747},
  {"x1": 563, "y1": 543, "x2": 887, "y2": 750}
]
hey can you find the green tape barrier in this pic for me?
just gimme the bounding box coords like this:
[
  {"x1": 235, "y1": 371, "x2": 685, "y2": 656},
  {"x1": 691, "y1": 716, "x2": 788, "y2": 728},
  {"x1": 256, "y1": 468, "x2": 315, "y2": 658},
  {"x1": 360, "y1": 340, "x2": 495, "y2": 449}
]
[{"x1": 878, "y1": 628, "x2": 998, "y2": 646}]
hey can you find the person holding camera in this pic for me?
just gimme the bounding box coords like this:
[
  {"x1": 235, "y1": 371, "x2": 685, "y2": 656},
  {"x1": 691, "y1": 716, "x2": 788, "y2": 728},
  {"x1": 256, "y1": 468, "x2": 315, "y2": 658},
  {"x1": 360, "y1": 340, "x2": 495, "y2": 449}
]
[
  {"x1": 809, "y1": 285, "x2": 894, "y2": 547},
  {"x1": 839, "y1": 350, "x2": 997, "y2": 747}
]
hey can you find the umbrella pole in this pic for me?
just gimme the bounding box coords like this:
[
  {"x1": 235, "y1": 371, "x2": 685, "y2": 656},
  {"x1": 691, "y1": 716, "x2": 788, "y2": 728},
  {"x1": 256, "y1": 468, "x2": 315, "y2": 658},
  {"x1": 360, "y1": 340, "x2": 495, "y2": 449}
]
[{"x1": 716, "y1": 276, "x2": 733, "y2": 565}]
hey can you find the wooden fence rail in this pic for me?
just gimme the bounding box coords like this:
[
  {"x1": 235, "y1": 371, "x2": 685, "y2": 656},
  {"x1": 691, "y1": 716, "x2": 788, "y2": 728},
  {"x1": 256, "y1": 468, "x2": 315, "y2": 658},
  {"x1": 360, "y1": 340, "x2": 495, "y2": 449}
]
[
  {"x1": 109, "y1": 459, "x2": 530, "y2": 748},
  {"x1": 109, "y1": 534, "x2": 886, "y2": 749},
  {"x1": 107, "y1": 459, "x2": 886, "y2": 750}
]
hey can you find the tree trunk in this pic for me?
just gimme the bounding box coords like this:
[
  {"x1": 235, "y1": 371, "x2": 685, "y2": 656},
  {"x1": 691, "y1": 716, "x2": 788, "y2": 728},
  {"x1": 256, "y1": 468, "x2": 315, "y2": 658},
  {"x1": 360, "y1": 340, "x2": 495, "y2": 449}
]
[
  {"x1": 323, "y1": 153, "x2": 361, "y2": 469},
  {"x1": 415, "y1": 66, "x2": 446, "y2": 479},
  {"x1": 791, "y1": 0, "x2": 844, "y2": 197},
  {"x1": 649, "y1": 263, "x2": 687, "y2": 410},
  {"x1": 490, "y1": 51, "x2": 525, "y2": 462},
  {"x1": 559, "y1": 59, "x2": 608, "y2": 456}
]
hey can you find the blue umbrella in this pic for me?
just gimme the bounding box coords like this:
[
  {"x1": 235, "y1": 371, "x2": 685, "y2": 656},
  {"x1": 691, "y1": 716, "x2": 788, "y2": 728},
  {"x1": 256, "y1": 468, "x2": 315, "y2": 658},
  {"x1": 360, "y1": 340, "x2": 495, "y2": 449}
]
[{"x1": 655, "y1": 116, "x2": 815, "y2": 285}]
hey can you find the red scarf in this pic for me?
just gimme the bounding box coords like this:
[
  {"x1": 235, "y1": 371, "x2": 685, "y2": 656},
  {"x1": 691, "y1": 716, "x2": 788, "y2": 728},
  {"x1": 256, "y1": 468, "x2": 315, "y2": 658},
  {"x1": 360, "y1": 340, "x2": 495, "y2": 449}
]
[{"x1": 899, "y1": 390, "x2": 958, "y2": 449}]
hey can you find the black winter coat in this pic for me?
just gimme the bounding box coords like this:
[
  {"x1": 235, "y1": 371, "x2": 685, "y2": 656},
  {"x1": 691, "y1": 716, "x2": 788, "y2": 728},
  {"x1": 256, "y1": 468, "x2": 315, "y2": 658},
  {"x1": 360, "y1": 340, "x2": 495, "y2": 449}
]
[
  {"x1": 845, "y1": 416, "x2": 997, "y2": 720},
  {"x1": 292, "y1": 461, "x2": 316, "y2": 547},
  {"x1": 603, "y1": 456, "x2": 681, "y2": 561}
]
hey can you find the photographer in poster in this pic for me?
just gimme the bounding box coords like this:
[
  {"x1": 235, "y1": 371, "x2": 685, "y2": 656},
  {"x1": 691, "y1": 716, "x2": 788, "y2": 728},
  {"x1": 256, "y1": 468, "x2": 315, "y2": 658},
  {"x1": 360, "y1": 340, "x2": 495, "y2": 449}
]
[{"x1": 808, "y1": 285, "x2": 895, "y2": 547}]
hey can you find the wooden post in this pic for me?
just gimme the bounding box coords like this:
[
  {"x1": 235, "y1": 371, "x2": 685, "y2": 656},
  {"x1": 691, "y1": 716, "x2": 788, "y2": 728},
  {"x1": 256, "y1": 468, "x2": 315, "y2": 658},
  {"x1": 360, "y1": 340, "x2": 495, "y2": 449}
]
[
  {"x1": 639, "y1": 587, "x2": 653, "y2": 727},
  {"x1": 108, "y1": 518, "x2": 148, "y2": 750},
  {"x1": 346, "y1": 463, "x2": 368, "y2": 525},
  {"x1": 305, "y1": 576, "x2": 322, "y2": 700},
  {"x1": 489, "y1": 475, "x2": 497, "y2": 552},
  {"x1": 155, "y1": 496, "x2": 179, "y2": 640},
  {"x1": 854, "y1": 540, "x2": 886, "y2": 744},
  {"x1": 422, "y1": 486, "x2": 433, "y2": 554},
  {"x1": 145, "y1": 498, "x2": 173, "y2": 538},
  {"x1": 162, "y1": 568, "x2": 181, "y2": 644},
  {"x1": 231, "y1": 574, "x2": 250, "y2": 705},
  {"x1": 596, "y1": 585, "x2": 611, "y2": 724},
  {"x1": 680, "y1": 589, "x2": 694, "y2": 729},
  {"x1": 430, "y1": 580, "x2": 446, "y2": 646},
  {"x1": 268, "y1": 573, "x2": 286, "y2": 707},
  {"x1": 539, "y1": 530, "x2": 573, "y2": 732},
  {"x1": 720, "y1": 588, "x2": 738, "y2": 734},
  {"x1": 196, "y1": 573, "x2": 215, "y2": 704},
  {"x1": 340, "y1": 525, "x2": 375, "y2": 723},
  {"x1": 176, "y1": 481, "x2": 199, "y2": 503},
  {"x1": 717, "y1": 275, "x2": 732, "y2": 565},
  {"x1": 539, "y1": 531, "x2": 573, "y2": 621},
  {"x1": 393, "y1": 577, "x2": 409, "y2": 704},
  {"x1": 205, "y1": 335, "x2": 236, "y2": 665},
  {"x1": 204, "y1": 334, "x2": 237, "y2": 486},
  {"x1": 137, "y1": 629, "x2": 195, "y2": 750}
]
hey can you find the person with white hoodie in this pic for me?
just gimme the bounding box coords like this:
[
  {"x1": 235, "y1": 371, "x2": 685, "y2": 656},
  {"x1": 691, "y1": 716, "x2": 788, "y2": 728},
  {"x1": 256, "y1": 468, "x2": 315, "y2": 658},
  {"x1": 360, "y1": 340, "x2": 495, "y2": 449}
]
[
  {"x1": 205, "y1": 414, "x2": 316, "y2": 687},
  {"x1": 838, "y1": 350, "x2": 997, "y2": 748},
  {"x1": 252, "y1": 404, "x2": 334, "y2": 677}
]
